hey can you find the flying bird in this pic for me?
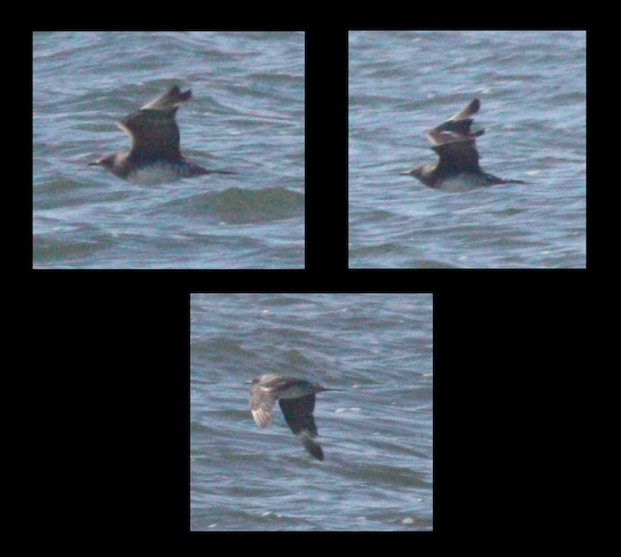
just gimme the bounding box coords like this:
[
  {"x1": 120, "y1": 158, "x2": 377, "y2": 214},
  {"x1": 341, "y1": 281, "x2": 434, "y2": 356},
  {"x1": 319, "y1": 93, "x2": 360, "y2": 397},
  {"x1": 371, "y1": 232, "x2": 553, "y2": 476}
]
[
  {"x1": 400, "y1": 98, "x2": 525, "y2": 192},
  {"x1": 249, "y1": 374, "x2": 336, "y2": 461},
  {"x1": 89, "y1": 85, "x2": 234, "y2": 184}
]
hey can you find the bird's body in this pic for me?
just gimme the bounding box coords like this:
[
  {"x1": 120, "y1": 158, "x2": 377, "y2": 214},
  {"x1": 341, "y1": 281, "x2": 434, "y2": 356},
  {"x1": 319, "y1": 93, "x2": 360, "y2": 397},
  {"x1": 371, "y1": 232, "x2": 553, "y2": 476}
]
[
  {"x1": 249, "y1": 374, "x2": 335, "y2": 461},
  {"x1": 89, "y1": 85, "x2": 234, "y2": 184},
  {"x1": 401, "y1": 98, "x2": 525, "y2": 191}
]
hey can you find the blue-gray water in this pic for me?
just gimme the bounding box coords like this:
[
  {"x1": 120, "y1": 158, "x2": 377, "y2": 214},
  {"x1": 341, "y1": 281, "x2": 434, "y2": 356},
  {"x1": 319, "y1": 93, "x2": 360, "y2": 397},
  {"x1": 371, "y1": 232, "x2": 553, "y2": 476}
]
[
  {"x1": 33, "y1": 32, "x2": 304, "y2": 269},
  {"x1": 349, "y1": 30, "x2": 586, "y2": 268},
  {"x1": 190, "y1": 294, "x2": 433, "y2": 531}
]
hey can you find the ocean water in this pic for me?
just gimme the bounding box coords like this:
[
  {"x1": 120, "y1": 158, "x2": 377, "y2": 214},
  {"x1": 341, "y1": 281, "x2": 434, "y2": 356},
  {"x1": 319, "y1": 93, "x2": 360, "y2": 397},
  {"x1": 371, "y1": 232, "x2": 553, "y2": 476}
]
[
  {"x1": 33, "y1": 31, "x2": 584, "y2": 269},
  {"x1": 349, "y1": 30, "x2": 586, "y2": 268},
  {"x1": 190, "y1": 294, "x2": 433, "y2": 531},
  {"x1": 33, "y1": 31, "x2": 304, "y2": 269}
]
